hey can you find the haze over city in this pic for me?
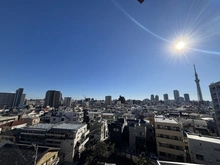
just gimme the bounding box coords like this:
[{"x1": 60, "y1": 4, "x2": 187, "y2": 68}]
[{"x1": 1, "y1": 0, "x2": 220, "y2": 100}]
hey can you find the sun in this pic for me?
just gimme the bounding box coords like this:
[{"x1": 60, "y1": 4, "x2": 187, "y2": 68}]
[{"x1": 175, "y1": 41, "x2": 186, "y2": 50}]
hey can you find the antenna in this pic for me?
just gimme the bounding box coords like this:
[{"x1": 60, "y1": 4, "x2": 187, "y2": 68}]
[{"x1": 193, "y1": 64, "x2": 197, "y2": 73}]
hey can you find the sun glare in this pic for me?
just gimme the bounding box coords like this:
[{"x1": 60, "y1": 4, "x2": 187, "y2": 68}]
[{"x1": 175, "y1": 41, "x2": 186, "y2": 50}]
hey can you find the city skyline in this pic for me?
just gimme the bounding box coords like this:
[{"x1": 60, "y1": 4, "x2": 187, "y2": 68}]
[{"x1": 1, "y1": 0, "x2": 220, "y2": 100}]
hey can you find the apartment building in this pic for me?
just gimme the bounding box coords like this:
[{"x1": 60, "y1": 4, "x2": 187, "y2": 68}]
[
  {"x1": 90, "y1": 119, "x2": 108, "y2": 142},
  {"x1": 187, "y1": 133, "x2": 220, "y2": 165},
  {"x1": 18, "y1": 123, "x2": 89, "y2": 163},
  {"x1": 128, "y1": 119, "x2": 155, "y2": 154},
  {"x1": 155, "y1": 117, "x2": 186, "y2": 162},
  {"x1": 102, "y1": 113, "x2": 115, "y2": 124},
  {"x1": 209, "y1": 81, "x2": 220, "y2": 135},
  {"x1": 0, "y1": 93, "x2": 15, "y2": 108}
]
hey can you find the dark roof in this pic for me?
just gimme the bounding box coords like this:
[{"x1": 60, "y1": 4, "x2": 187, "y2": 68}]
[
  {"x1": 0, "y1": 143, "x2": 59, "y2": 165},
  {"x1": 0, "y1": 121, "x2": 27, "y2": 128}
]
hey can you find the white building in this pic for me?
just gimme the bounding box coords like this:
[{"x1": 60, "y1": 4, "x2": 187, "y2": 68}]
[
  {"x1": 90, "y1": 119, "x2": 108, "y2": 142},
  {"x1": 102, "y1": 113, "x2": 115, "y2": 124},
  {"x1": 88, "y1": 111, "x2": 102, "y2": 120},
  {"x1": 18, "y1": 123, "x2": 89, "y2": 163},
  {"x1": 187, "y1": 133, "x2": 220, "y2": 165}
]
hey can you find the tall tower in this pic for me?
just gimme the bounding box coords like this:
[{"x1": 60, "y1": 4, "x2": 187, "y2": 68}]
[{"x1": 194, "y1": 65, "x2": 203, "y2": 101}]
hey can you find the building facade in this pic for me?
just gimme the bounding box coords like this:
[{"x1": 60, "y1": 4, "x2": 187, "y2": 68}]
[
  {"x1": 128, "y1": 119, "x2": 155, "y2": 154},
  {"x1": 164, "y1": 94, "x2": 169, "y2": 101},
  {"x1": 151, "y1": 94, "x2": 154, "y2": 102},
  {"x1": 209, "y1": 81, "x2": 220, "y2": 135},
  {"x1": 187, "y1": 133, "x2": 220, "y2": 165},
  {"x1": 63, "y1": 97, "x2": 71, "y2": 107},
  {"x1": 18, "y1": 123, "x2": 89, "y2": 163},
  {"x1": 0, "y1": 93, "x2": 15, "y2": 109},
  {"x1": 105, "y1": 96, "x2": 112, "y2": 105},
  {"x1": 44, "y1": 90, "x2": 62, "y2": 108},
  {"x1": 155, "y1": 117, "x2": 186, "y2": 162},
  {"x1": 173, "y1": 90, "x2": 180, "y2": 102},
  {"x1": 13, "y1": 88, "x2": 24, "y2": 107},
  {"x1": 155, "y1": 95, "x2": 159, "y2": 102},
  {"x1": 184, "y1": 94, "x2": 190, "y2": 103}
]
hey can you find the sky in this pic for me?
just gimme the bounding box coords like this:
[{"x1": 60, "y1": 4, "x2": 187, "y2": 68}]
[{"x1": 0, "y1": 0, "x2": 220, "y2": 101}]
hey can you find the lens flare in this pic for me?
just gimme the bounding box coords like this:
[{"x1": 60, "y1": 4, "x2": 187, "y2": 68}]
[{"x1": 176, "y1": 41, "x2": 186, "y2": 50}]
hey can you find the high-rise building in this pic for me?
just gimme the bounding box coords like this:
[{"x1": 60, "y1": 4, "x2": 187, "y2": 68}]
[
  {"x1": 105, "y1": 96, "x2": 112, "y2": 105},
  {"x1": 0, "y1": 93, "x2": 15, "y2": 108},
  {"x1": 163, "y1": 94, "x2": 169, "y2": 101},
  {"x1": 184, "y1": 93, "x2": 190, "y2": 103},
  {"x1": 118, "y1": 95, "x2": 125, "y2": 104},
  {"x1": 151, "y1": 94, "x2": 154, "y2": 102},
  {"x1": 64, "y1": 97, "x2": 71, "y2": 107},
  {"x1": 155, "y1": 95, "x2": 159, "y2": 102},
  {"x1": 44, "y1": 90, "x2": 62, "y2": 108},
  {"x1": 209, "y1": 81, "x2": 220, "y2": 135},
  {"x1": 173, "y1": 90, "x2": 180, "y2": 102},
  {"x1": 194, "y1": 65, "x2": 203, "y2": 101},
  {"x1": 13, "y1": 88, "x2": 24, "y2": 107}
]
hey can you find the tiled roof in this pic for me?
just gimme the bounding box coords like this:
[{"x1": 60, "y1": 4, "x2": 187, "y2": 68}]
[{"x1": 0, "y1": 121, "x2": 27, "y2": 128}]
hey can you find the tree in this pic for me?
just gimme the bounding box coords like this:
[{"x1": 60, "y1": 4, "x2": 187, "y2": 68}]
[
  {"x1": 133, "y1": 156, "x2": 153, "y2": 165},
  {"x1": 84, "y1": 156, "x2": 94, "y2": 165}
]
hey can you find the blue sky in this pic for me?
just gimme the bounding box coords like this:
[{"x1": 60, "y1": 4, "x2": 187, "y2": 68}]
[{"x1": 0, "y1": 0, "x2": 220, "y2": 100}]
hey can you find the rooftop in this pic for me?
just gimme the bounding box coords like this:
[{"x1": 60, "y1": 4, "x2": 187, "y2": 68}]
[
  {"x1": 157, "y1": 160, "x2": 202, "y2": 165},
  {"x1": 0, "y1": 120, "x2": 27, "y2": 128},
  {"x1": 187, "y1": 133, "x2": 220, "y2": 144},
  {"x1": 25, "y1": 123, "x2": 86, "y2": 131},
  {"x1": 155, "y1": 117, "x2": 178, "y2": 124},
  {"x1": 0, "y1": 115, "x2": 18, "y2": 121},
  {"x1": 0, "y1": 143, "x2": 59, "y2": 165}
]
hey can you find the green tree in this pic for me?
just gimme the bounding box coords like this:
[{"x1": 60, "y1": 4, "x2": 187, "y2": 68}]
[{"x1": 134, "y1": 156, "x2": 153, "y2": 165}]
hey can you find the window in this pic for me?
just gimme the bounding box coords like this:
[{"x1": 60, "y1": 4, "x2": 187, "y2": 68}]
[
  {"x1": 139, "y1": 132, "x2": 144, "y2": 136},
  {"x1": 214, "y1": 148, "x2": 220, "y2": 152},
  {"x1": 216, "y1": 159, "x2": 220, "y2": 163},
  {"x1": 113, "y1": 128, "x2": 119, "y2": 132},
  {"x1": 173, "y1": 127, "x2": 180, "y2": 131},
  {"x1": 196, "y1": 154, "x2": 204, "y2": 161},
  {"x1": 159, "y1": 152, "x2": 166, "y2": 156},
  {"x1": 157, "y1": 125, "x2": 162, "y2": 129}
]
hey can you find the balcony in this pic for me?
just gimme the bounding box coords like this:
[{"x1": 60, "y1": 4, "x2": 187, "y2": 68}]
[
  {"x1": 20, "y1": 132, "x2": 46, "y2": 136},
  {"x1": 156, "y1": 129, "x2": 183, "y2": 136},
  {"x1": 82, "y1": 130, "x2": 89, "y2": 137},
  {"x1": 46, "y1": 133, "x2": 65, "y2": 137},
  {"x1": 156, "y1": 137, "x2": 185, "y2": 146},
  {"x1": 157, "y1": 146, "x2": 185, "y2": 156}
]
